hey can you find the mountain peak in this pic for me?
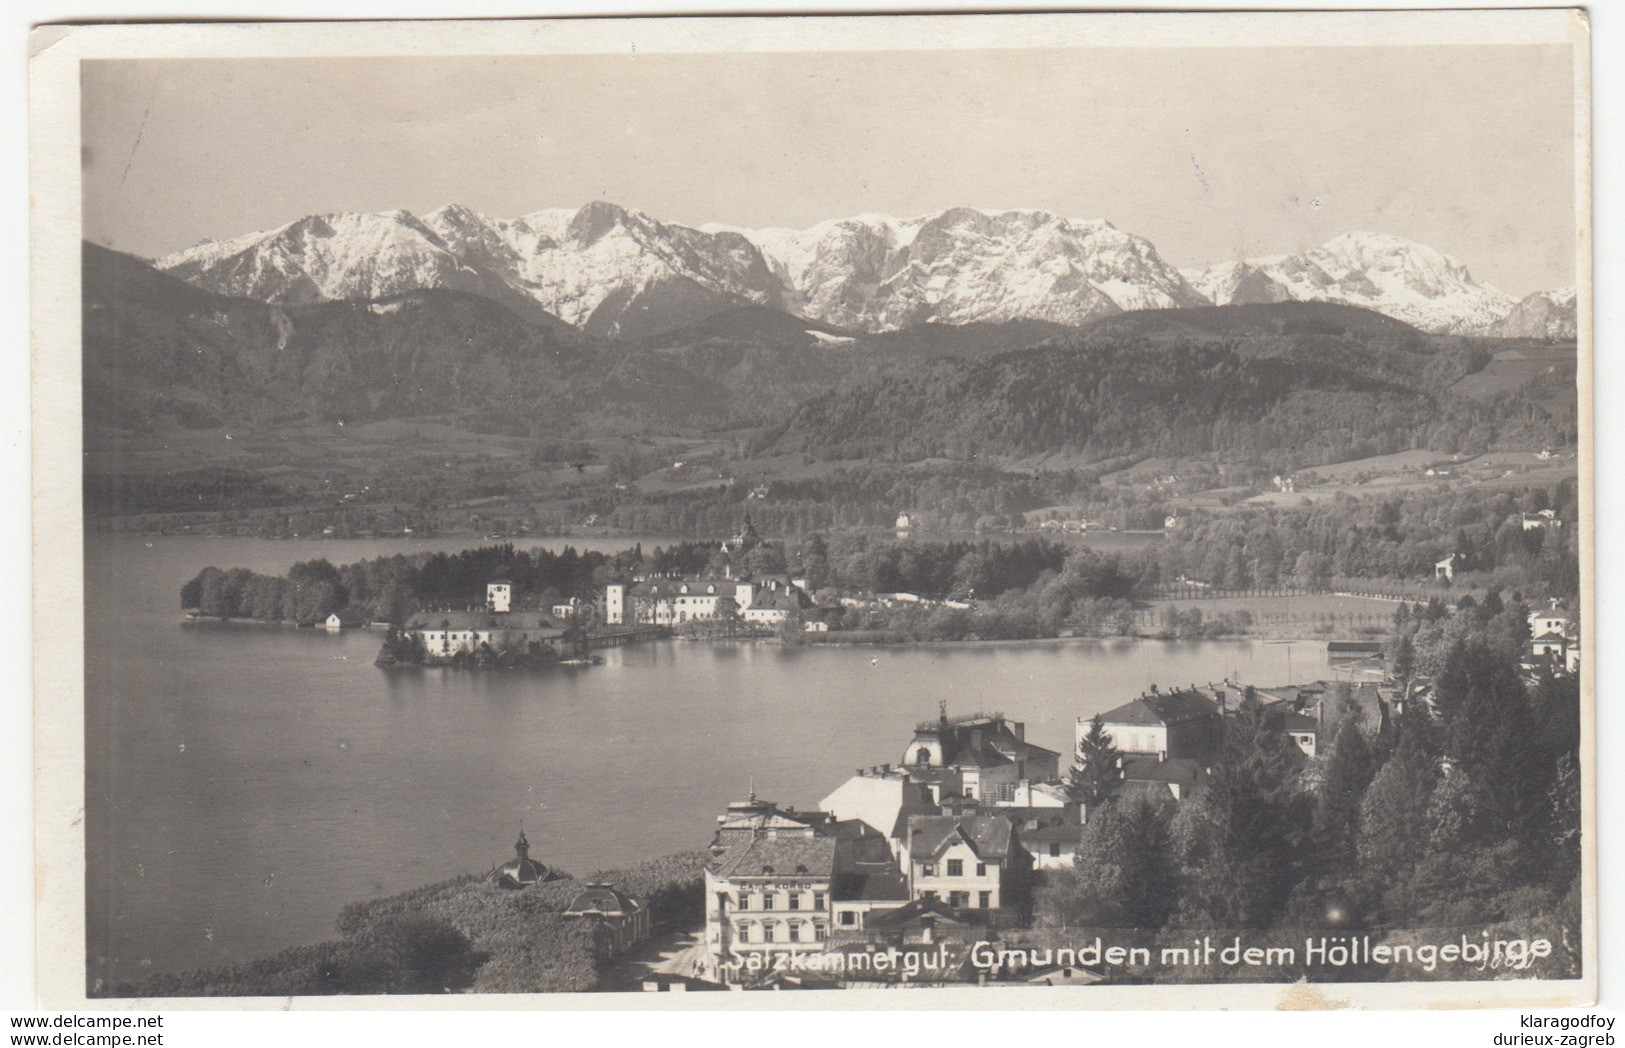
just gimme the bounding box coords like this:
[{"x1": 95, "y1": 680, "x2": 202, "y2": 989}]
[{"x1": 1188, "y1": 230, "x2": 1515, "y2": 334}]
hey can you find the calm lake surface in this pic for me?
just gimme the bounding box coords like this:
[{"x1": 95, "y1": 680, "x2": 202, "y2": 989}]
[{"x1": 83, "y1": 532, "x2": 1328, "y2": 986}]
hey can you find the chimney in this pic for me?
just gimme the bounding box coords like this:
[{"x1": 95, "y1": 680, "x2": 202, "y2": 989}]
[{"x1": 883, "y1": 763, "x2": 892, "y2": 773}]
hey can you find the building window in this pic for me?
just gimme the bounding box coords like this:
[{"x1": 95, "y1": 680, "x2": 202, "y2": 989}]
[
  {"x1": 764, "y1": 892, "x2": 775, "y2": 911},
  {"x1": 921, "y1": 863, "x2": 936, "y2": 878},
  {"x1": 979, "y1": 891, "x2": 991, "y2": 909},
  {"x1": 949, "y1": 891, "x2": 967, "y2": 908},
  {"x1": 1048, "y1": 843, "x2": 1061, "y2": 858},
  {"x1": 916, "y1": 747, "x2": 931, "y2": 765},
  {"x1": 946, "y1": 859, "x2": 963, "y2": 877},
  {"x1": 813, "y1": 892, "x2": 825, "y2": 910},
  {"x1": 976, "y1": 863, "x2": 987, "y2": 877},
  {"x1": 789, "y1": 893, "x2": 800, "y2": 911},
  {"x1": 735, "y1": 922, "x2": 749, "y2": 941},
  {"x1": 762, "y1": 921, "x2": 777, "y2": 943},
  {"x1": 838, "y1": 911, "x2": 856, "y2": 927},
  {"x1": 789, "y1": 923, "x2": 802, "y2": 943},
  {"x1": 814, "y1": 922, "x2": 828, "y2": 941},
  {"x1": 738, "y1": 893, "x2": 751, "y2": 911}
]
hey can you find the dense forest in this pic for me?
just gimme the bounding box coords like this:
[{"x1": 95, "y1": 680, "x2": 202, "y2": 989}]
[
  {"x1": 769, "y1": 312, "x2": 1575, "y2": 473},
  {"x1": 1036, "y1": 602, "x2": 1582, "y2": 982}
]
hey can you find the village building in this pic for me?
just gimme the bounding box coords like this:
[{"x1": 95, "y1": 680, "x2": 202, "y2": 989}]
[
  {"x1": 828, "y1": 851, "x2": 911, "y2": 935},
  {"x1": 604, "y1": 577, "x2": 757, "y2": 626},
  {"x1": 1434, "y1": 553, "x2": 1457, "y2": 581},
  {"x1": 549, "y1": 595, "x2": 594, "y2": 621},
  {"x1": 561, "y1": 883, "x2": 651, "y2": 956},
  {"x1": 819, "y1": 766, "x2": 937, "y2": 858},
  {"x1": 403, "y1": 581, "x2": 564, "y2": 660},
  {"x1": 1122, "y1": 756, "x2": 1207, "y2": 800},
  {"x1": 323, "y1": 608, "x2": 365, "y2": 632},
  {"x1": 903, "y1": 814, "x2": 1030, "y2": 917},
  {"x1": 1529, "y1": 603, "x2": 1577, "y2": 640},
  {"x1": 903, "y1": 710, "x2": 1061, "y2": 804},
  {"x1": 1094, "y1": 687, "x2": 1223, "y2": 765},
  {"x1": 701, "y1": 803, "x2": 897, "y2": 984},
  {"x1": 999, "y1": 805, "x2": 1084, "y2": 870},
  {"x1": 741, "y1": 579, "x2": 816, "y2": 627},
  {"x1": 711, "y1": 793, "x2": 832, "y2": 847},
  {"x1": 1529, "y1": 632, "x2": 1581, "y2": 675},
  {"x1": 1522, "y1": 509, "x2": 1562, "y2": 531},
  {"x1": 488, "y1": 830, "x2": 560, "y2": 890}
]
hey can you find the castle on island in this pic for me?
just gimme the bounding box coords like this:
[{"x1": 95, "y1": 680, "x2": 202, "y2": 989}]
[{"x1": 400, "y1": 580, "x2": 568, "y2": 663}]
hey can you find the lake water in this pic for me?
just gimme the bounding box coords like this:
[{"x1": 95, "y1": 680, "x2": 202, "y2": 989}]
[{"x1": 83, "y1": 532, "x2": 1328, "y2": 987}]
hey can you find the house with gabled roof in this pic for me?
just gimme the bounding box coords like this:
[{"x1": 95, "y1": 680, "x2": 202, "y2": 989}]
[
  {"x1": 741, "y1": 578, "x2": 816, "y2": 627},
  {"x1": 999, "y1": 805, "x2": 1084, "y2": 869},
  {"x1": 903, "y1": 814, "x2": 1031, "y2": 916}
]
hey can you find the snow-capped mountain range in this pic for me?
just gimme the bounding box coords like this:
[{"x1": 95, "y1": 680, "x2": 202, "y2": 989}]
[
  {"x1": 1488, "y1": 287, "x2": 1578, "y2": 339},
  {"x1": 1181, "y1": 232, "x2": 1528, "y2": 336},
  {"x1": 155, "y1": 202, "x2": 1573, "y2": 339}
]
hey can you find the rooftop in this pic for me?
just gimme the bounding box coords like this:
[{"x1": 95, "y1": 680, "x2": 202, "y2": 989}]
[
  {"x1": 709, "y1": 836, "x2": 839, "y2": 880},
  {"x1": 907, "y1": 814, "x2": 1015, "y2": 862},
  {"x1": 1102, "y1": 689, "x2": 1221, "y2": 727}
]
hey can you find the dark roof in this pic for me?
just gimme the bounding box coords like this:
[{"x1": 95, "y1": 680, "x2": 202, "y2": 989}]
[
  {"x1": 491, "y1": 855, "x2": 553, "y2": 888},
  {"x1": 864, "y1": 896, "x2": 974, "y2": 930},
  {"x1": 563, "y1": 883, "x2": 642, "y2": 917},
  {"x1": 639, "y1": 578, "x2": 743, "y2": 597},
  {"x1": 749, "y1": 586, "x2": 815, "y2": 611},
  {"x1": 1123, "y1": 757, "x2": 1204, "y2": 790},
  {"x1": 907, "y1": 815, "x2": 1015, "y2": 862},
  {"x1": 1002, "y1": 807, "x2": 1083, "y2": 845},
  {"x1": 1101, "y1": 689, "x2": 1221, "y2": 727},
  {"x1": 911, "y1": 717, "x2": 1056, "y2": 769},
  {"x1": 830, "y1": 860, "x2": 910, "y2": 903},
  {"x1": 709, "y1": 836, "x2": 838, "y2": 880},
  {"x1": 405, "y1": 609, "x2": 560, "y2": 631},
  {"x1": 903, "y1": 767, "x2": 964, "y2": 785},
  {"x1": 1280, "y1": 712, "x2": 1319, "y2": 733}
]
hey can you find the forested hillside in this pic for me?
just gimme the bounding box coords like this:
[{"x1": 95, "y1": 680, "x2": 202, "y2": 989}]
[{"x1": 770, "y1": 303, "x2": 1574, "y2": 472}]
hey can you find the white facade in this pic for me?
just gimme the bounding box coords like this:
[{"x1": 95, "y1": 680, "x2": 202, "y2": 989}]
[
  {"x1": 1090, "y1": 716, "x2": 1169, "y2": 762},
  {"x1": 619, "y1": 580, "x2": 757, "y2": 625},
  {"x1": 908, "y1": 837, "x2": 1003, "y2": 911},
  {"x1": 487, "y1": 581, "x2": 511, "y2": 613}
]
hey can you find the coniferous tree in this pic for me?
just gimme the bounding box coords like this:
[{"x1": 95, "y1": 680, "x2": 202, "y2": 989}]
[
  {"x1": 1174, "y1": 692, "x2": 1307, "y2": 928},
  {"x1": 1066, "y1": 714, "x2": 1124, "y2": 809}
]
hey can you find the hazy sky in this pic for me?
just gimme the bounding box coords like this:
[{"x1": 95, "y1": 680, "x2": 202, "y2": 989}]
[{"x1": 81, "y1": 44, "x2": 1578, "y2": 295}]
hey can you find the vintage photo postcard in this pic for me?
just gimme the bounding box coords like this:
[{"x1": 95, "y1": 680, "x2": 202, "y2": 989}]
[{"x1": 30, "y1": 9, "x2": 1593, "y2": 1010}]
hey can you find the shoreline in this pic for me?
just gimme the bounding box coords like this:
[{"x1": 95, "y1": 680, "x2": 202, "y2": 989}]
[{"x1": 178, "y1": 614, "x2": 1381, "y2": 652}]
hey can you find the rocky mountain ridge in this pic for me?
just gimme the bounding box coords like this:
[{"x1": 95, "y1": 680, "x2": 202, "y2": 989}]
[{"x1": 156, "y1": 204, "x2": 1574, "y2": 338}]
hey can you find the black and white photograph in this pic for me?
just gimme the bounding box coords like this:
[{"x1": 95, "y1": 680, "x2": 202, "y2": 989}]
[{"x1": 29, "y1": 8, "x2": 1594, "y2": 1011}]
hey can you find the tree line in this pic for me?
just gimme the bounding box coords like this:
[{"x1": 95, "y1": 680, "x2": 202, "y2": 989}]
[{"x1": 1039, "y1": 608, "x2": 1581, "y2": 982}]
